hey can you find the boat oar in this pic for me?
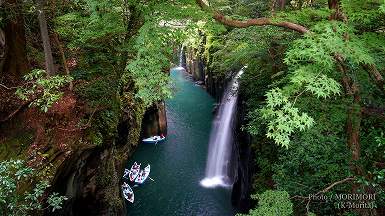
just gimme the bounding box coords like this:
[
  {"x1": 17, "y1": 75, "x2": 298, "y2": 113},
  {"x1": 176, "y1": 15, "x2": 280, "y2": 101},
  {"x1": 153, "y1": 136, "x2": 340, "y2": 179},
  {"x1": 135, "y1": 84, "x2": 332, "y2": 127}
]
[{"x1": 148, "y1": 176, "x2": 155, "y2": 182}]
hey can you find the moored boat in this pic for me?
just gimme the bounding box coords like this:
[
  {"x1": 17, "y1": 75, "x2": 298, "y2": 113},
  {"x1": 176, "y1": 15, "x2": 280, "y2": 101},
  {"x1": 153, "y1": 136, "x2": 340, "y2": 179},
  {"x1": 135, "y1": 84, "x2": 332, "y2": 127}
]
[
  {"x1": 142, "y1": 135, "x2": 165, "y2": 144},
  {"x1": 135, "y1": 164, "x2": 151, "y2": 184},
  {"x1": 128, "y1": 162, "x2": 141, "y2": 182},
  {"x1": 123, "y1": 168, "x2": 130, "y2": 179},
  {"x1": 122, "y1": 182, "x2": 134, "y2": 203}
]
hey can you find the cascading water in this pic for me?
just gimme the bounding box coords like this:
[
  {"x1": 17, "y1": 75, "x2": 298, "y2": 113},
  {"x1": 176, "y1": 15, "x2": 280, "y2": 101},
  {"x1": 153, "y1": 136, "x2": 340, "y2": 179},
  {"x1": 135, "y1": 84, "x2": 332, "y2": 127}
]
[
  {"x1": 179, "y1": 46, "x2": 183, "y2": 66},
  {"x1": 176, "y1": 46, "x2": 184, "y2": 69},
  {"x1": 200, "y1": 68, "x2": 245, "y2": 188}
]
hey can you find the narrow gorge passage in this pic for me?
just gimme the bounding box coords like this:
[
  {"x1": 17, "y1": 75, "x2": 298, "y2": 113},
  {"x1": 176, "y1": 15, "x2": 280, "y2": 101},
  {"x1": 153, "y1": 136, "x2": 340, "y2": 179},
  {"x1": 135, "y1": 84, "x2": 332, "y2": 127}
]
[{"x1": 126, "y1": 67, "x2": 235, "y2": 216}]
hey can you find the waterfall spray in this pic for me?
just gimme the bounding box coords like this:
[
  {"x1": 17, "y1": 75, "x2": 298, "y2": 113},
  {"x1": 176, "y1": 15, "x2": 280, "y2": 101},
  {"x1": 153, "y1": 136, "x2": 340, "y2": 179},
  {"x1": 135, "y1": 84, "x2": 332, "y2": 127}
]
[{"x1": 200, "y1": 68, "x2": 245, "y2": 188}]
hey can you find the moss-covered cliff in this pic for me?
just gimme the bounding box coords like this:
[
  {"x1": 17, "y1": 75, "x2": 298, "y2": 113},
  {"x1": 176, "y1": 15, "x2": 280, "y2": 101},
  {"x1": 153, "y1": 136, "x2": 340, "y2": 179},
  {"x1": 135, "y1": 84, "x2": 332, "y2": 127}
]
[{"x1": 0, "y1": 85, "x2": 146, "y2": 215}]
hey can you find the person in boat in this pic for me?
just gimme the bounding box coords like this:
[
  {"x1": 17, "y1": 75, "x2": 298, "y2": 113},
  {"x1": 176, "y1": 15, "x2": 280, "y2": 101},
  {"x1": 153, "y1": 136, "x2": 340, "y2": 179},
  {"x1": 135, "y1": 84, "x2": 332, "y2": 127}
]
[{"x1": 160, "y1": 133, "x2": 165, "y2": 138}]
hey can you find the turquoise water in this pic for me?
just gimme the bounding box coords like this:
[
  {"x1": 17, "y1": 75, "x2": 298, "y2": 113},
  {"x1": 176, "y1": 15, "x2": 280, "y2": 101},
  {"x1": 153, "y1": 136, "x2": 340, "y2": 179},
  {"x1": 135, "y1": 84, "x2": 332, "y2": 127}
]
[{"x1": 125, "y1": 68, "x2": 235, "y2": 216}]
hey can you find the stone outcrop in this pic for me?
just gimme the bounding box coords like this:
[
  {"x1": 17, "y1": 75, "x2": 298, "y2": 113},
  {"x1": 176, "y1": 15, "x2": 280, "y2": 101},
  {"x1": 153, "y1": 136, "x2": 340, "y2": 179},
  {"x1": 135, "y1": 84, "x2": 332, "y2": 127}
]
[
  {"x1": 231, "y1": 93, "x2": 255, "y2": 213},
  {"x1": 140, "y1": 101, "x2": 167, "y2": 138},
  {"x1": 183, "y1": 47, "x2": 224, "y2": 101}
]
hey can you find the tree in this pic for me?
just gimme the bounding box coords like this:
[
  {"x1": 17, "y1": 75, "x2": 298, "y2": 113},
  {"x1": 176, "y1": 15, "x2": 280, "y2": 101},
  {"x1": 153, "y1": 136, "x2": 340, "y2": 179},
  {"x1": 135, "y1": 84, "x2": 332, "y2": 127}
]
[
  {"x1": 0, "y1": 159, "x2": 67, "y2": 216},
  {"x1": 195, "y1": 0, "x2": 385, "y2": 214},
  {"x1": 240, "y1": 190, "x2": 293, "y2": 216},
  {"x1": 36, "y1": 0, "x2": 55, "y2": 76},
  {"x1": 1, "y1": 0, "x2": 29, "y2": 83}
]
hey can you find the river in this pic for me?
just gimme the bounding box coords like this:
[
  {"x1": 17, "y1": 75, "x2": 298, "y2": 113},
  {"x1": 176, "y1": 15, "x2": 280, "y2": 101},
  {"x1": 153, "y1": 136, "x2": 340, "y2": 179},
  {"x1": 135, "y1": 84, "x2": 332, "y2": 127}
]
[{"x1": 125, "y1": 67, "x2": 235, "y2": 216}]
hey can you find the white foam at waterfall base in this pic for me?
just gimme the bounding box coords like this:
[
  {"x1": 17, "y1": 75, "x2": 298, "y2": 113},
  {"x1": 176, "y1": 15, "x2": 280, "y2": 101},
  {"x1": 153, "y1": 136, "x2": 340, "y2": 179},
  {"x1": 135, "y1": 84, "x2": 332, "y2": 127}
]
[
  {"x1": 200, "y1": 67, "x2": 245, "y2": 189},
  {"x1": 174, "y1": 66, "x2": 185, "y2": 71},
  {"x1": 200, "y1": 176, "x2": 227, "y2": 188}
]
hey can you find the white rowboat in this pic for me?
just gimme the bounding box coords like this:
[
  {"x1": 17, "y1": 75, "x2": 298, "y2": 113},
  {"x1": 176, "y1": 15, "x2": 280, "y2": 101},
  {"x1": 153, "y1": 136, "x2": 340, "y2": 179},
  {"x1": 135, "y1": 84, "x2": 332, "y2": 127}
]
[
  {"x1": 142, "y1": 136, "x2": 165, "y2": 144},
  {"x1": 122, "y1": 182, "x2": 134, "y2": 203},
  {"x1": 128, "y1": 162, "x2": 141, "y2": 182},
  {"x1": 135, "y1": 164, "x2": 151, "y2": 184}
]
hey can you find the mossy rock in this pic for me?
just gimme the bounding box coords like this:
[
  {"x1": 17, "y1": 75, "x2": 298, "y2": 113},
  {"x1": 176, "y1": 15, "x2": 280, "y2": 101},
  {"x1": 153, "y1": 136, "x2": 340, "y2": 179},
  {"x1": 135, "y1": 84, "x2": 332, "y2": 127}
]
[{"x1": 0, "y1": 131, "x2": 34, "y2": 160}]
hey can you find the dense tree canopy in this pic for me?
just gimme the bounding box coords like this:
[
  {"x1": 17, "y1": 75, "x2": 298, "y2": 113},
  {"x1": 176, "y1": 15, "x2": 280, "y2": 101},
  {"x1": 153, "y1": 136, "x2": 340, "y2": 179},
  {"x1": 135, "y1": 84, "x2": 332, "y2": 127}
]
[
  {"x1": 192, "y1": 0, "x2": 385, "y2": 215},
  {"x1": 1, "y1": 0, "x2": 385, "y2": 215}
]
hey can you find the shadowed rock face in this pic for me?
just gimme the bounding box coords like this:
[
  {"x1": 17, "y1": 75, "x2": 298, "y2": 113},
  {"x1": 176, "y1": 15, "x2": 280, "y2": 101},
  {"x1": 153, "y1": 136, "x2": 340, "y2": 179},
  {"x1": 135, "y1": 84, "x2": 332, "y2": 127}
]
[
  {"x1": 50, "y1": 99, "x2": 169, "y2": 216},
  {"x1": 0, "y1": 91, "x2": 146, "y2": 216},
  {"x1": 231, "y1": 93, "x2": 255, "y2": 213},
  {"x1": 183, "y1": 47, "x2": 225, "y2": 101},
  {"x1": 48, "y1": 100, "x2": 145, "y2": 216},
  {"x1": 51, "y1": 148, "x2": 125, "y2": 216},
  {"x1": 140, "y1": 101, "x2": 167, "y2": 138}
]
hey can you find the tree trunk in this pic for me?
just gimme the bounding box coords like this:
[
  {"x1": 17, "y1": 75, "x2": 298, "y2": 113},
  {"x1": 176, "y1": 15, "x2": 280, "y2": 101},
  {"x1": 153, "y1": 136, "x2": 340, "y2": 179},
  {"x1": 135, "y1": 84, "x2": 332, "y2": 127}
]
[
  {"x1": 330, "y1": 1, "x2": 363, "y2": 176},
  {"x1": 346, "y1": 92, "x2": 362, "y2": 175},
  {"x1": 1, "y1": 0, "x2": 29, "y2": 84},
  {"x1": 53, "y1": 32, "x2": 72, "y2": 90},
  {"x1": 0, "y1": 28, "x2": 5, "y2": 74},
  {"x1": 37, "y1": 0, "x2": 55, "y2": 76},
  {"x1": 328, "y1": 0, "x2": 347, "y2": 21},
  {"x1": 328, "y1": 0, "x2": 339, "y2": 9}
]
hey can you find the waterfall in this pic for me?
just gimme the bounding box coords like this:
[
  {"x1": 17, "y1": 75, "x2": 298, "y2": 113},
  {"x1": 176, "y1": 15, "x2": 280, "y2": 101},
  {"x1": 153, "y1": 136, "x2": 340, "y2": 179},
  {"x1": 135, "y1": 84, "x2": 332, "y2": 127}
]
[
  {"x1": 200, "y1": 68, "x2": 245, "y2": 188},
  {"x1": 179, "y1": 46, "x2": 183, "y2": 67},
  {"x1": 175, "y1": 46, "x2": 184, "y2": 69}
]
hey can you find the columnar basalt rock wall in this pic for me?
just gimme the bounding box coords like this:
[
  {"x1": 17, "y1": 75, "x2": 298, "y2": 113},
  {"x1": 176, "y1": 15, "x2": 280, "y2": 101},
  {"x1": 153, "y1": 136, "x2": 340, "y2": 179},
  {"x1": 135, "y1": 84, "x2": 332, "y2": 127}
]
[
  {"x1": 231, "y1": 93, "x2": 255, "y2": 213},
  {"x1": 183, "y1": 47, "x2": 224, "y2": 101},
  {"x1": 141, "y1": 101, "x2": 167, "y2": 138},
  {"x1": 49, "y1": 97, "x2": 146, "y2": 216}
]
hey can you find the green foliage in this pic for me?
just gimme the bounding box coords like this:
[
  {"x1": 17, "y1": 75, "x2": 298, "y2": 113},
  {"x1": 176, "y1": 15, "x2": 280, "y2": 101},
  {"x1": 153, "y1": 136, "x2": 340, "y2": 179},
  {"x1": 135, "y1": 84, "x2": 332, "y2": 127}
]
[
  {"x1": 124, "y1": 0, "x2": 213, "y2": 107},
  {"x1": 15, "y1": 69, "x2": 73, "y2": 112},
  {"x1": 196, "y1": 0, "x2": 385, "y2": 215},
  {"x1": 75, "y1": 78, "x2": 121, "y2": 145},
  {"x1": 241, "y1": 190, "x2": 293, "y2": 216},
  {"x1": 274, "y1": 8, "x2": 331, "y2": 27},
  {"x1": 124, "y1": 21, "x2": 175, "y2": 106},
  {"x1": 75, "y1": 78, "x2": 119, "y2": 108},
  {"x1": 258, "y1": 88, "x2": 314, "y2": 148},
  {"x1": 208, "y1": 25, "x2": 296, "y2": 80},
  {"x1": 0, "y1": 160, "x2": 67, "y2": 215},
  {"x1": 381, "y1": 4, "x2": 385, "y2": 13},
  {"x1": 251, "y1": 19, "x2": 384, "y2": 147},
  {"x1": 272, "y1": 97, "x2": 352, "y2": 215},
  {"x1": 357, "y1": 129, "x2": 385, "y2": 205},
  {"x1": 341, "y1": 0, "x2": 385, "y2": 29},
  {"x1": 55, "y1": 0, "x2": 126, "y2": 48}
]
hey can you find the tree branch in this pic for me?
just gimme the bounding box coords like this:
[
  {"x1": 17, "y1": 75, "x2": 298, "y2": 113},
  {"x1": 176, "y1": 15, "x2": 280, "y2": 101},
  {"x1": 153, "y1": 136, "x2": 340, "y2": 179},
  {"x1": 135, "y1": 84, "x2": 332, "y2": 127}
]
[
  {"x1": 195, "y1": 0, "x2": 309, "y2": 34},
  {"x1": 292, "y1": 177, "x2": 356, "y2": 200},
  {"x1": 0, "y1": 97, "x2": 36, "y2": 123},
  {"x1": 362, "y1": 63, "x2": 384, "y2": 93},
  {"x1": 291, "y1": 177, "x2": 355, "y2": 214}
]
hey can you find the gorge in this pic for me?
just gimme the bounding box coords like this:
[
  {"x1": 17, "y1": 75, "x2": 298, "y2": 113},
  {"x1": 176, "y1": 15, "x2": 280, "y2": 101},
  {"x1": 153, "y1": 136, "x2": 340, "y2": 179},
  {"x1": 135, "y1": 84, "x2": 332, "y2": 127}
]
[
  {"x1": 1, "y1": 1, "x2": 384, "y2": 216},
  {"x1": 125, "y1": 65, "x2": 235, "y2": 215}
]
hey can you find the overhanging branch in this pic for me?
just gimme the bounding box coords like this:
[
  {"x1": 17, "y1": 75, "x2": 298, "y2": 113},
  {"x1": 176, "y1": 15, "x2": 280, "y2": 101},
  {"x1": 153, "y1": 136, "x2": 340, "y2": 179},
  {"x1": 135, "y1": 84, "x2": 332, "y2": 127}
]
[{"x1": 196, "y1": 0, "x2": 309, "y2": 34}]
